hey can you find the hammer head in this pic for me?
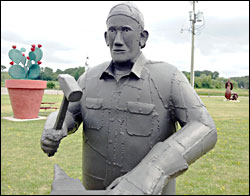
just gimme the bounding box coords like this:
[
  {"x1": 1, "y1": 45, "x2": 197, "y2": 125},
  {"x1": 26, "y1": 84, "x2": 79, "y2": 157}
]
[{"x1": 58, "y1": 74, "x2": 82, "y2": 102}]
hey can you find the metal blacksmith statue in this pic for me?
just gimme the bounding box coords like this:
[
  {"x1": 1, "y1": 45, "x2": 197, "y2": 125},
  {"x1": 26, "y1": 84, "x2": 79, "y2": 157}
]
[{"x1": 41, "y1": 2, "x2": 217, "y2": 195}]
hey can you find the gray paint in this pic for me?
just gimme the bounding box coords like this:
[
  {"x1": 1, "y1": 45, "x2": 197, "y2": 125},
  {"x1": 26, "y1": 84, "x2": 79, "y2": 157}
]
[
  {"x1": 50, "y1": 164, "x2": 108, "y2": 195},
  {"x1": 40, "y1": 2, "x2": 217, "y2": 195},
  {"x1": 53, "y1": 74, "x2": 82, "y2": 131}
]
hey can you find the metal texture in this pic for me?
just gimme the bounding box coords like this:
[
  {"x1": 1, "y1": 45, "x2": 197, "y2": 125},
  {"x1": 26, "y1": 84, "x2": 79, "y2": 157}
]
[
  {"x1": 50, "y1": 164, "x2": 108, "y2": 195},
  {"x1": 58, "y1": 74, "x2": 83, "y2": 102},
  {"x1": 53, "y1": 97, "x2": 69, "y2": 130},
  {"x1": 41, "y1": 2, "x2": 217, "y2": 195},
  {"x1": 54, "y1": 74, "x2": 82, "y2": 130}
]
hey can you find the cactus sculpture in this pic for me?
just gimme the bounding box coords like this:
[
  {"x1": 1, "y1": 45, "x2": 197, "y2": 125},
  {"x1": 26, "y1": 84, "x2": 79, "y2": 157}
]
[{"x1": 8, "y1": 44, "x2": 43, "y2": 79}]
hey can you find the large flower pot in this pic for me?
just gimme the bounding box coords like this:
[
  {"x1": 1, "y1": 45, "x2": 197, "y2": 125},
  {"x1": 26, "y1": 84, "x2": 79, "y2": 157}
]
[{"x1": 5, "y1": 79, "x2": 47, "y2": 119}]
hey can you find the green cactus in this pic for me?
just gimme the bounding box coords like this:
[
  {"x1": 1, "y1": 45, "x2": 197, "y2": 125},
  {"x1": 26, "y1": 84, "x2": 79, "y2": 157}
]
[
  {"x1": 8, "y1": 44, "x2": 43, "y2": 79},
  {"x1": 9, "y1": 49, "x2": 23, "y2": 64}
]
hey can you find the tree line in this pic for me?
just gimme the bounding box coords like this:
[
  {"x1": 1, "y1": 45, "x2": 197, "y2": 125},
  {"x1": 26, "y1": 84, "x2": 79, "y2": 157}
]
[
  {"x1": 42, "y1": 67, "x2": 248, "y2": 89},
  {"x1": 182, "y1": 70, "x2": 248, "y2": 89},
  {"x1": 1, "y1": 65, "x2": 249, "y2": 89},
  {"x1": 38, "y1": 66, "x2": 85, "y2": 81}
]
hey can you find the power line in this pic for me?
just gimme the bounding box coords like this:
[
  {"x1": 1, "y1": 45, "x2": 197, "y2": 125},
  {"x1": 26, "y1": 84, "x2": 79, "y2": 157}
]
[{"x1": 181, "y1": 1, "x2": 205, "y2": 88}]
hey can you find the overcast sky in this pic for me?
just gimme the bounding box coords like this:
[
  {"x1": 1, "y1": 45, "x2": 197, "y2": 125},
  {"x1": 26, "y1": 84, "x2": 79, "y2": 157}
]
[{"x1": 1, "y1": 1, "x2": 249, "y2": 78}]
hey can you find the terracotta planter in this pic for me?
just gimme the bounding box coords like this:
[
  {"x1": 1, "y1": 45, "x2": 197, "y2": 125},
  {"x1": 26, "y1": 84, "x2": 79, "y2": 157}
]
[{"x1": 5, "y1": 79, "x2": 47, "y2": 119}]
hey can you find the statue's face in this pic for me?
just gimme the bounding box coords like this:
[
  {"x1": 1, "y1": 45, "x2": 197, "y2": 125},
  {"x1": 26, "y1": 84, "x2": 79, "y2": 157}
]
[{"x1": 105, "y1": 15, "x2": 142, "y2": 64}]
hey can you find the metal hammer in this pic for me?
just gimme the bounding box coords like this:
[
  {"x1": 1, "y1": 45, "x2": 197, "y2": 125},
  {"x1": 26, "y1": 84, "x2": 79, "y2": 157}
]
[{"x1": 54, "y1": 74, "x2": 82, "y2": 130}]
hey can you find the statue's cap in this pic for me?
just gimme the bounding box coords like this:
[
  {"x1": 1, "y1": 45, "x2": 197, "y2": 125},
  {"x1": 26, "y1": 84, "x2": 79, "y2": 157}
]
[{"x1": 106, "y1": 1, "x2": 144, "y2": 29}]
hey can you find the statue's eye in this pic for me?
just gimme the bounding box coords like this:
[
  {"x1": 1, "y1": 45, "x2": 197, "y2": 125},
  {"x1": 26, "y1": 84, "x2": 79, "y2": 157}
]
[
  {"x1": 123, "y1": 27, "x2": 130, "y2": 32},
  {"x1": 109, "y1": 28, "x2": 116, "y2": 33}
]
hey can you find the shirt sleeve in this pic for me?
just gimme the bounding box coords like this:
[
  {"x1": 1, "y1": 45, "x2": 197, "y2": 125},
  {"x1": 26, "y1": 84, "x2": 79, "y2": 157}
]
[
  {"x1": 170, "y1": 69, "x2": 215, "y2": 130},
  {"x1": 167, "y1": 69, "x2": 217, "y2": 165}
]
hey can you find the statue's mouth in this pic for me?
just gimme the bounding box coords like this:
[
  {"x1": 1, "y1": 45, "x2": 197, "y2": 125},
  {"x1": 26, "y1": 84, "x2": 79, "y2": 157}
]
[{"x1": 113, "y1": 49, "x2": 126, "y2": 53}]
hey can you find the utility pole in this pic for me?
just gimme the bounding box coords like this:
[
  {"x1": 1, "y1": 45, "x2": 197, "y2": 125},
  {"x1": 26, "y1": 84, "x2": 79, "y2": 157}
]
[
  {"x1": 182, "y1": 1, "x2": 204, "y2": 88},
  {"x1": 190, "y1": 1, "x2": 196, "y2": 88},
  {"x1": 85, "y1": 56, "x2": 89, "y2": 71}
]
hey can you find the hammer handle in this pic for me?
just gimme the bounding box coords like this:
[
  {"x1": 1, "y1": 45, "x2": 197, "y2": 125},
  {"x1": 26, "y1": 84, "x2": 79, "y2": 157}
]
[{"x1": 54, "y1": 96, "x2": 69, "y2": 130}]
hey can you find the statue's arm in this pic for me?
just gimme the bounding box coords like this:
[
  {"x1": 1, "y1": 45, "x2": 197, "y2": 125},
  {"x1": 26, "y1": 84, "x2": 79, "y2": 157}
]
[
  {"x1": 64, "y1": 101, "x2": 83, "y2": 135},
  {"x1": 44, "y1": 72, "x2": 86, "y2": 136},
  {"x1": 59, "y1": 73, "x2": 86, "y2": 135},
  {"x1": 40, "y1": 74, "x2": 85, "y2": 156},
  {"x1": 164, "y1": 69, "x2": 217, "y2": 165},
  {"x1": 107, "y1": 69, "x2": 217, "y2": 195}
]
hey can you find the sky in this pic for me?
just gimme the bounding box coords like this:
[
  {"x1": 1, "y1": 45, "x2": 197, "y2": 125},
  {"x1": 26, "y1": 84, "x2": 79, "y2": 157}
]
[{"x1": 1, "y1": 1, "x2": 249, "y2": 78}]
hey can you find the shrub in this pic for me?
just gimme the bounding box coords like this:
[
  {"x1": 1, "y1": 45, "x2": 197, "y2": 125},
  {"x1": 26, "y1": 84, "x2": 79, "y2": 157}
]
[{"x1": 47, "y1": 81, "x2": 55, "y2": 89}]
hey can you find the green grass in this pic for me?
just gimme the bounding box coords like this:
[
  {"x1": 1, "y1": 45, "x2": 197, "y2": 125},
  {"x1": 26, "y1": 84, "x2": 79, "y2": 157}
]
[
  {"x1": 1, "y1": 94, "x2": 249, "y2": 195},
  {"x1": 1, "y1": 94, "x2": 82, "y2": 195},
  {"x1": 176, "y1": 96, "x2": 249, "y2": 195}
]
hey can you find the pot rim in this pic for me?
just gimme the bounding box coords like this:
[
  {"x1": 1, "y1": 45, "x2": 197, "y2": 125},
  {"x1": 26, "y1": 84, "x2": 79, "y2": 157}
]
[{"x1": 5, "y1": 79, "x2": 47, "y2": 89}]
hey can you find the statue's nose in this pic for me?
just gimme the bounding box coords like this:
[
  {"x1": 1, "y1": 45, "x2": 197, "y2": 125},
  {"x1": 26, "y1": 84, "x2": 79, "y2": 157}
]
[{"x1": 114, "y1": 32, "x2": 124, "y2": 46}]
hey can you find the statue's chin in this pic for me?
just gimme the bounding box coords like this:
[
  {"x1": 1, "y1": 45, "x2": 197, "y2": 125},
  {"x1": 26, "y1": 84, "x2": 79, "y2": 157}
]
[
  {"x1": 113, "y1": 59, "x2": 129, "y2": 64},
  {"x1": 111, "y1": 51, "x2": 140, "y2": 65},
  {"x1": 111, "y1": 55, "x2": 130, "y2": 64}
]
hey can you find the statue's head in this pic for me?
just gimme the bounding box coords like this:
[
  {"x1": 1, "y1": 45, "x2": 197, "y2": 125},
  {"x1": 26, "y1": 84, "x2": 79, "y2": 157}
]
[{"x1": 105, "y1": 2, "x2": 149, "y2": 64}]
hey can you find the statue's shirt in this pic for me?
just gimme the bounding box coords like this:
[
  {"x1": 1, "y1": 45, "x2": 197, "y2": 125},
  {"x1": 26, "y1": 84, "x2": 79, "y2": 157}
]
[{"x1": 66, "y1": 53, "x2": 209, "y2": 189}]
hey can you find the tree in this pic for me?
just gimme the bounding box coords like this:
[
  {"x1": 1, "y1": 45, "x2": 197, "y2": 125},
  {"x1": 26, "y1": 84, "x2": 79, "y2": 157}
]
[
  {"x1": 212, "y1": 71, "x2": 219, "y2": 79},
  {"x1": 40, "y1": 67, "x2": 54, "y2": 81},
  {"x1": 63, "y1": 67, "x2": 85, "y2": 80},
  {"x1": 182, "y1": 71, "x2": 190, "y2": 81},
  {"x1": 74, "y1": 71, "x2": 80, "y2": 81},
  {"x1": 194, "y1": 77, "x2": 202, "y2": 88},
  {"x1": 194, "y1": 70, "x2": 201, "y2": 77},
  {"x1": 212, "y1": 79, "x2": 223, "y2": 89},
  {"x1": 231, "y1": 80, "x2": 238, "y2": 89},
  {"x1": 231, "y1": 76, "x2": 249, "y2": 89},
  {"x1": 1, "y1": 65, "x2": 7, "y2": 82},
  {"x1": 55, "y1": 69, "x2": 63, "y2": 74},
  {"x1": 200, "y1": 74, "x2": 212, "y2": 88},
  {"x1": 1, "y1": 65, "x2": 6, "y2": 72},
  {"x1": 74, "y1": 67, "x2": 85, "y2": 80}
]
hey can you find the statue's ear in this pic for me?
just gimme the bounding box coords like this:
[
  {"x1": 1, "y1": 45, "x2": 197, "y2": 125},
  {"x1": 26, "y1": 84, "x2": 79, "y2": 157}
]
[
  {"x1": 104, "y1": 32, "x2": 109, "y2": 46},
  {"x1": 140, "y1": 30, "x2": 149, "y2": 49}
]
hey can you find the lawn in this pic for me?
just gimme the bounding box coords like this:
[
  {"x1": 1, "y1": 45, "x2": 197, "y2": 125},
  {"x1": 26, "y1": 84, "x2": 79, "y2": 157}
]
[
  {"x1": 176, "y1": 96, "x2": 249, "y2": 195},
  {"x1": 1, "y1": 94, "x2": 249, "y2": 195}
]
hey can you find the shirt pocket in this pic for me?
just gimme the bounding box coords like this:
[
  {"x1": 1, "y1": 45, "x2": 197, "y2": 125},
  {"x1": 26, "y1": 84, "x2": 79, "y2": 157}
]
[
  {"x1": 84, "y1": 97, "x2": 104, "y2": 131},
  {"x1": 126, "y1": 101, "x2": 156, "y2": 137}
]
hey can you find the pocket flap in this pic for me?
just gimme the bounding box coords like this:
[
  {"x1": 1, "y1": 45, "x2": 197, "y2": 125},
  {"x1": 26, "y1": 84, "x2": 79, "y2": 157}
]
[
  {"x1": 127, "y1": 101, "x2": 155, "y2": 115},
  {"x1": 86, "y1": 98, "x2": 103, "y2": 109}
]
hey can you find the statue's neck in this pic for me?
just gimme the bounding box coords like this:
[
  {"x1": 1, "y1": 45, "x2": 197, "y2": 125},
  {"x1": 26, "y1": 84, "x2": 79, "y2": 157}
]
[
  {"x1": 112, "y1": 52, "x2": 141, "y2": 80},
  {"x1": 112, "y1": 61, "x2": 133, "y2": 81},
  {"x1": 113, "y1": 61, "x2": 133, "y2": 72}
]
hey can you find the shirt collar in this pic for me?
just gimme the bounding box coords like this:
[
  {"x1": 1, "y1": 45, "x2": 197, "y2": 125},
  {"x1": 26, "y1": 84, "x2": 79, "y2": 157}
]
[{"x1": 100, "y1": 52, "x2": 147, "y2": 80}]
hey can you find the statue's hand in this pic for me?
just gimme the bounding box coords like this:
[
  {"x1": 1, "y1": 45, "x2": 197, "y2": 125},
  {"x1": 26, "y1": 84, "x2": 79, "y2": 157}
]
[
  {"x1": 40, "y1": 111, "x2": 67, "y2": 157},
  {"x1": 106, "y1": 162, "x2": 168, "y2": 195},
  {"x1": 40, "y1": 127, "x2": 67, "y2": 157},
  {"x1": 106, "y1": 173, "x2": 144, "y2": 195}
]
